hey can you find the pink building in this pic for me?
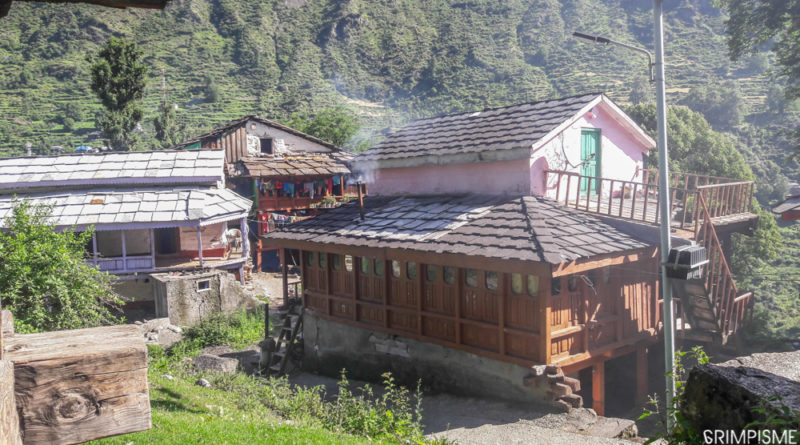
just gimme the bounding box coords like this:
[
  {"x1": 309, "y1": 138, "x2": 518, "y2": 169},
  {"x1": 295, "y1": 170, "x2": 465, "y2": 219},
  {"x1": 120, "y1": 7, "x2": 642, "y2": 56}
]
[{"x1": 354, "y1": 93, "x2": 655, "y2": 199}]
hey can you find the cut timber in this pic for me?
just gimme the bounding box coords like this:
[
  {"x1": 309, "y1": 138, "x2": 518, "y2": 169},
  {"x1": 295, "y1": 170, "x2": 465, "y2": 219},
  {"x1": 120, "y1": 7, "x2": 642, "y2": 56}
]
[
  {"x1": 1, "y1": 360, "x2": 22, "y2": 445},
  {"x1": 4, "y1": 325, "x2": 151, "y2": 445}
]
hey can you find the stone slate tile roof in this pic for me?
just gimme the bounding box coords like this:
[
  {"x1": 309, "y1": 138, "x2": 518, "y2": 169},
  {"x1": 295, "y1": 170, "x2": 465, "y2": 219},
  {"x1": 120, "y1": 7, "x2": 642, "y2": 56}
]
[
  {"x1": 229, "y1": 151, "x2": 352, "y2": 178},
  {"x1": 263, "y1": 194, "x2": 652, "y2": 264},
  {"x1": 0, "y1": 187, "x2": 251, "y2": 230},
  {"x1": 0, "y1": 150, "x2": 225, "y2": 192},
  {"x1": 356, "y1": 93, "x2": 600, "y2": 162},
  {"x1": 170, "y1": 115, "x2": 339, "y2": 151}
]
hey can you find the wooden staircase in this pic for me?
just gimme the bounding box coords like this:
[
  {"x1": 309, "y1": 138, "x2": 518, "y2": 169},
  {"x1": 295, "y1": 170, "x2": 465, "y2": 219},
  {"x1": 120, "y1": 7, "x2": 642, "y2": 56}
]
[
  {"x1": 674, "y1": 194, "x2": 754, "y2": 345},
  {"x1": 262, "y1": 308, "x2": 303, "y2": 376}
]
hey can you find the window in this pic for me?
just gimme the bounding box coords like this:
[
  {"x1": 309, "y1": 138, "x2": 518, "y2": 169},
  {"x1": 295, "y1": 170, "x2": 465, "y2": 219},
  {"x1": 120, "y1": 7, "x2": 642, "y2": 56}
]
[
  {"x1": 407, "y1": 262, "x2": 417, "y2": 280},
  {"x1": 527, "y1": 276, "x2": 539, "y2": 297},
  {"x1": 375, "y1": 260, "x2": 384, "y2": 276},
  {"x1": 260, "y1": 138, "x2": 273, "y2": 154},
  {"x1": 318, "y1": 252, "x2": 327, "y2": 268},
  {"x1": 197, "y1": 279, "x2": 210, "y2": 291},
  {"x1": 443, "y1": 266, "x2": 456, "y2": 285},
  {"x1": 332, "y1": 254, "x2": 341, "y2": 270},
  {"x1": 426, "y1": 265, "x2": 438, "y2": 283},
  {"x1": 361, "y1": 257, "x2": 370, "y2": 275},
  {"x1": 486, "y1": 271, "x2": 499, "y2": 291},
  {"x1": 568, "y1": 276, "x2": 578, "y2": 292},
  {"x1": 391, "y1": 260, "x2": 401, "y2": 278},
  {"x1": 465, "y1": 269, "x2": 478, "y2": 288},
  {"x1": 603, "y1": 267, "x2": 611, "y2": 284},
  {"x1": 344, "y1": 255, "x2": 353, "y2": 272},
  {"x1": 587, "y1": 270, "x2": 596, "y2": 287},
  {"x1": 551, "y1": 277, "x2": 561, "y2": 295},
  {"x1": 511, "y1": 273, "x2": 523, "y2": 295},
  {"x1": 306, "y1": 251, "x2": 315, "y2": 267}
]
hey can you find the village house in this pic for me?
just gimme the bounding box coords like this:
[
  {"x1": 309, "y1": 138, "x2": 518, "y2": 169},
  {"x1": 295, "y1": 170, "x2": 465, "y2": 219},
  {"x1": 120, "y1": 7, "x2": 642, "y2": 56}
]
[
  {"x1": 0, "y1": 150, "x2": 253, "y2": 324},
  {"x1": 263, "y1": 93, "x2": 759, "y2": 416},
  {"x1": 170, "y1": 115, "x2": 355, "y2": 271}
]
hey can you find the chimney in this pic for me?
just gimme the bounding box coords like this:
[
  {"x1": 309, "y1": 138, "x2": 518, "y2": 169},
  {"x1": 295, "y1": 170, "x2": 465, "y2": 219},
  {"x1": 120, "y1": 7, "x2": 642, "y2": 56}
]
[{"x1": 357, "y1": 181, "x2": 365, "y2": 221}]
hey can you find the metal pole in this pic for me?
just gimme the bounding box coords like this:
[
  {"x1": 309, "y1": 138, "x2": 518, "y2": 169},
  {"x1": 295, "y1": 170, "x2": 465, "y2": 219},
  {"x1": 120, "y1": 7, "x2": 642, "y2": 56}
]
[{"x1": 654, "y1": 0, "x2": 675, "y2": 429}]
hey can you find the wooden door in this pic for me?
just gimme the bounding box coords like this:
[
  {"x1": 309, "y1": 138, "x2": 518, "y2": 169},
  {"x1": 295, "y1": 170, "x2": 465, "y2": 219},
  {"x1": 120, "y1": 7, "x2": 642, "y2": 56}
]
[{"x1": 580, "y1": 128, "x2": 601, "y2": 193}]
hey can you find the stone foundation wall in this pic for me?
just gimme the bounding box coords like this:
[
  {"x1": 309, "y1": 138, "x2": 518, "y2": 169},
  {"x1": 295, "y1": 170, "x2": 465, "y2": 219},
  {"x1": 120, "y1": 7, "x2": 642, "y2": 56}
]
[{"x1": 152, "y1": 270, "x2": 250, "y2": 326}]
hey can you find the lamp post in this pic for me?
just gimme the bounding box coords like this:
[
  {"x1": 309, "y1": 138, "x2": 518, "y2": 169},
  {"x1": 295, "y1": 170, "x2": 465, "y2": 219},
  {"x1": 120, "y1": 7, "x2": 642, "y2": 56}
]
[{"x1": 573, "y1": 0, "x2": 675, "y2": 429}]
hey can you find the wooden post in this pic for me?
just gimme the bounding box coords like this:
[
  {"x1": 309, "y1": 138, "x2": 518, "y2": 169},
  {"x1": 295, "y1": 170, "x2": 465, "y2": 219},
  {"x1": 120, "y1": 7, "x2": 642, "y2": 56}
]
[
  {"x1": 636, "y1": 345, "x2": 649, "y2": 405},
  {"x1": 0, "y1": 359, "x2": 22, "y2": 445},
  {"x1": 592, "y1": 361, "x2": 605, "y2": 416},
  {"x1": 121, "y1": 230, "x2": 127, "y2": 272},
  {"x1": 498, "y1": 272, "x2": 505, "y2": 356},
  {"x1": 281, "y1": 248, "x2": 289, "y2": 307},
  {"x1": 149, "y1": 228, "x2": 155, "y2": 269},
  {"x1": 92, "y1": 231, "x2": 98, "y2": 265},
  {"x1": 197, "y1": 226, "x2": 203, "y2": 267},
  {"x1": 240, "y1": 217, "x2": 249, "y2": 259}
]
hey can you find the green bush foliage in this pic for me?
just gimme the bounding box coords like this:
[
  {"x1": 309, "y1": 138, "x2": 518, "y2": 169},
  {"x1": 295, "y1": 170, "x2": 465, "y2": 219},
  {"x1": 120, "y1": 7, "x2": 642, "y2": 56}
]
[{"x1": 0, "y1": 200, "x2": 122, "y2": 332}]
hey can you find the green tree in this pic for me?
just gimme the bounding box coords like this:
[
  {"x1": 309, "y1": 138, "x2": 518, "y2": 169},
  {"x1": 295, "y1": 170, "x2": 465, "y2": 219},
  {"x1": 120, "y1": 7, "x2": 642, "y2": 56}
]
[
  {"x1": 89, "y1": 37, "x2": 148, "y2": 151},
  {"x1": 203, "y1": 75, "x2": 220, "y2": 103},
  {"x1": 153, "y1": 102, "x2": 183, "y2": 148},
  {"x1": 0, "y1": 200, "x2": 122, "y2": 333},
  {"x1": 679, "y1": 82, "x2": 744, "y2": 130},
  {"x1": 286, "y1": 106, "x2": 360, "y2": 147}
]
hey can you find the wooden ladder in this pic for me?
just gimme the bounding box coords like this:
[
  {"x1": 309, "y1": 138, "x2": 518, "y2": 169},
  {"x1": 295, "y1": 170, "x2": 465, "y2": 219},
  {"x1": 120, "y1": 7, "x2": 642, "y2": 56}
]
[{"x1": 265, "y1": 309, "x2": 303, "y2": 376}]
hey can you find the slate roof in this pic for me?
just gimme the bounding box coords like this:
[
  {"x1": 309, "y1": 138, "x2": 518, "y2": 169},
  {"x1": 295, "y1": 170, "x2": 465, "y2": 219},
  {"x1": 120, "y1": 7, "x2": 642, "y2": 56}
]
[
  {"x1": 229, "y1": 151, "x2": 352, "y2": 179},
  {"x1": 170, "y1": 115, "x2": 339, "y2": 151},
  {"x1": 0, "y1": 187, "x2": 251, "y2": 230},
  {"x1": 356, "y1": 93, "x2": 602, "y2": 162},
  {"x1": 263, "y1": 194, "x2": 652, "y2": 264},
  {"x1": 0, "y1": 150, "x2": 225, "y2": 192},
  {"x1": 773, "y1": 197, "x2": 800, "y2": 215}
]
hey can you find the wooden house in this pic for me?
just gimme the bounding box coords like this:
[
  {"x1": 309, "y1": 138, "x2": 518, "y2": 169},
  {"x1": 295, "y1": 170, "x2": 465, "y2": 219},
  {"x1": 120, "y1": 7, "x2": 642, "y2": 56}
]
[
  {"x1": 0, "y1": 150, "x2": 253, "y2": 321},
  {"x1": 170, "y1": 115, "x2": 355, "y2": 270},
  {"x1": 263, "y1": 93, "x2": 759, "y2": 415},
  {"x1": 772, "y1": 185, "x2": 800, "y2": 220}
]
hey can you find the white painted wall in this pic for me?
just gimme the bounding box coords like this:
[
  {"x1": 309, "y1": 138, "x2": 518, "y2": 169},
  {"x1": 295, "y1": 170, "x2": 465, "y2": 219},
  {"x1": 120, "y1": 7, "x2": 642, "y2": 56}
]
[
  {"x1": 246, "y1": 121, "x2": 332, "y2": 154},
  {"x1": 179, "y1": 223, "x2": 226, "y2": 252}
]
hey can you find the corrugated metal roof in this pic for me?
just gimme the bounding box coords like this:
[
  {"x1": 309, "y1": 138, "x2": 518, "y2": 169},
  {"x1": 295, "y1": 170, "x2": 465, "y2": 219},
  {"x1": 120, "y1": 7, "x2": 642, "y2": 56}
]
[
  {"x1": 0, "y1": 150, "x2": 225, "y2": 192},
  {"x1": 0, "y1": 186, "x2": 251, "y2": 230},
  {"x1": 263, "y1": 194, "x2": 652, "y2": 264}
]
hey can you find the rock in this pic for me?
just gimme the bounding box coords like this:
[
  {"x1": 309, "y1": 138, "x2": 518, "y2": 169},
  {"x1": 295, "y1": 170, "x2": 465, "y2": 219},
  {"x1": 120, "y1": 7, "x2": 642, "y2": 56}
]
[
  {"x1": 193, "y1": 354, "x2": 239, "y2": 374},
  {"x1": 585, "y1": 417, "x2": 638, "y2": 439},
  {"x1": 683, "y1": 363, "x2": 800, "y2": 433},
  {"x1": 167, "y1": 325, "x2": 182, "y2": 334},
  {"x1": 160, "y1": 374, "x2": 174, "y2": 381},
  {"x1": 195, "y1": 378, "x2": 212, "y2": 388},
  {"x1": 201, "y1": 345, "x2": 234, "y2": 356},
  {"x1": 220, "y1": 348, "x2": 262, "y2": 375}
]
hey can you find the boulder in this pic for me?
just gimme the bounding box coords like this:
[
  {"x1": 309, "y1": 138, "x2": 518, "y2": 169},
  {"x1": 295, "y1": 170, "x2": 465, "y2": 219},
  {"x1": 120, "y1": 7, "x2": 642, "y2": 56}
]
[
  {"x1": 193, "y1": 354, "x2": 239, "y2": 374},
  {"x1": 683, "y1": 363, "x2": 800, "y2": 432}
]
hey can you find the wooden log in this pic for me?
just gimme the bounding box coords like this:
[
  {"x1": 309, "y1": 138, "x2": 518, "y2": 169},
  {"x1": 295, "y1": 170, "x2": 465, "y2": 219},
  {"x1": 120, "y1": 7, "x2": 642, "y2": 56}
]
[
  {"x1": 1, "y1": 360, "x2": 23, "y2": 445},
  {"x1": 4, "y1": 325, "x2": 151, "y2": 445}
]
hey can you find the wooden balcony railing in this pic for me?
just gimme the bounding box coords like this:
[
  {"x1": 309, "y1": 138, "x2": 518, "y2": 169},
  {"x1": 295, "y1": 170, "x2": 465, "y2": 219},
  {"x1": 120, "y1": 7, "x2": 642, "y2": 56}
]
[{"x1": 545, "y1": 169, "x2": 755, "y2": 230}]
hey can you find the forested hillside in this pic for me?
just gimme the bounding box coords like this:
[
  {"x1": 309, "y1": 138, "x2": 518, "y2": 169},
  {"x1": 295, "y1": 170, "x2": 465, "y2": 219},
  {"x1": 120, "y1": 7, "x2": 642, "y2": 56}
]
[{"x1": 1, "y1": 0, "x2": 798, "y2": 338}]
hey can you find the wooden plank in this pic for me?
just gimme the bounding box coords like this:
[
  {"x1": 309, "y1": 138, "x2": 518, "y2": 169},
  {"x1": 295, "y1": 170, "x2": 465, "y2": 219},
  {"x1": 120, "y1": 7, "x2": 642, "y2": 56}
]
[
  {"x1": 592, "y1": 361, "x2": 605, "y2": 416},
  {"x1": 5, "y1": 325, "x2": 151, "y2": 445},
  {"x1": 0, "y1": 360, "x2": 22, "y2": 445}
]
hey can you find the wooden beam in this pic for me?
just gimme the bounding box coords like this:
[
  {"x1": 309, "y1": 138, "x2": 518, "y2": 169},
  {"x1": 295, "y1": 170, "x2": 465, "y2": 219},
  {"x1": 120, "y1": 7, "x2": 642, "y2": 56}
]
[
  {"x1": 592, "y1": 361, "x2": 605, "y2": 416},
  {"x1": 5, "y1": 325, "x2": 150, "y2": 444},
  {"x1": 0, "y1": 360, "x2": 22, "y2": 445},
  {"x1": 551, "y1": 247, "x2": 658, "y2": 277}
]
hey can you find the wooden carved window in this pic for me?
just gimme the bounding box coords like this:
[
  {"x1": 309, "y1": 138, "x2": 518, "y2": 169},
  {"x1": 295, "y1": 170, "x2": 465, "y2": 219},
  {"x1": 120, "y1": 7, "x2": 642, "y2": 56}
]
[
  {"x1": 306, "y1": 251, "x2": 315, "y2": 267},
  {"x1": 465, "y1": 269, "x2": 478, "y2": 288},
  {"x1": 527, "y1": 276, "x2": 539, "y2": 297},
  {"x1": 375, "y1": 259, "x2": 384, "y2": 276},
  {"x1": 332, "y1": 254, "x2": 341, "y2": 270},
  {"x1": 443, "y1": 266, "x2": 456, "y2": 285},
  {"x1": 344, "y1": 255, "x2": 353, "y2": 272},
  {"x1": 551, "y1": 276, "x2": 561, "y2": 295},
  {"x1": 318, "y1": 252, "x2": 327, "y2": 268},
  {"x1": 407, "y1": 262, "x2": 417, "y2": 280},
  {"x1": 567, "y1": 276, "x2": 578, "y2": 292},
  {"x1": 485, "y1": 271, "x2": 499, "y2": 291},
  {"x1": 361, "y1": 257, "x2": 370, "y2": 275},
  {"x1": 426, "y1": 265, "x2": 438, "y2": 283},
  {"x1": 511, "y1": 273, "x2": 523, "y2": 294},
  {"x1": 391, "y1": 260, "x2": 401, "y2": 278}
]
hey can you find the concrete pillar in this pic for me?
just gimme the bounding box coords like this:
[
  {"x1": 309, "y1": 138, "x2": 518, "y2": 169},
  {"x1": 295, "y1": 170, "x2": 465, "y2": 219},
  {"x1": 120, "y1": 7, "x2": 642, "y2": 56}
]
[
  {"x1": 240, "y1": 217, "x2": 249, "y2": 259},
  {"x1": 92, "y1": 231, "x2": 98, "y2": 265},
  {"x1": 149, "y1": 228, "x2": 155, "y2": 269},
  {"x1": 197, "y1": 227, "x2": 203, "y2": 267},
  {"x1": 281, "y1": 248, "x2": 288, "y2": 307},
  {"x1": 121, "y1": 230, "x2": 127, "y2": 272}
]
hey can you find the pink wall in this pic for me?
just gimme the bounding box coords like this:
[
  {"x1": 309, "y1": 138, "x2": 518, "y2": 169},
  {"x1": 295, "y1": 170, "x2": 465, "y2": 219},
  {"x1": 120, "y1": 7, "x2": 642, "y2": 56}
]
[{"x1": 368, "y1": 158, "x2": 531, "y2": 196}]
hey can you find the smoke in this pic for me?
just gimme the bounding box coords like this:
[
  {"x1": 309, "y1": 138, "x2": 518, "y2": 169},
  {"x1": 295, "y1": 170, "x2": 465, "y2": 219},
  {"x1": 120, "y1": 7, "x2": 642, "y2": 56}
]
[{"x1": 352, "y1": 159, "x2": 379, "y2": 185}]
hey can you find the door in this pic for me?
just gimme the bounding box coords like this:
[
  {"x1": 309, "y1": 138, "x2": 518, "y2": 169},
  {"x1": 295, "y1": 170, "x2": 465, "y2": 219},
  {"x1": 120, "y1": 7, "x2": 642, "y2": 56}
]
[
  {"x1": 154, "y1": 228, "x2": 179, "y2": 255},
  {"x1": 580, "y1": 129, "x2": 601, "y2": 194}
]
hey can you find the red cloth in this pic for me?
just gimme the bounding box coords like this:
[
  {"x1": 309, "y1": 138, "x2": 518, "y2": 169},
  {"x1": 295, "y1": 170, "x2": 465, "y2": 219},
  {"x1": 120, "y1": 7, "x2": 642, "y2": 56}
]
[{"x1": 326, "y1": 178, "x2": 333, "y2": 196}]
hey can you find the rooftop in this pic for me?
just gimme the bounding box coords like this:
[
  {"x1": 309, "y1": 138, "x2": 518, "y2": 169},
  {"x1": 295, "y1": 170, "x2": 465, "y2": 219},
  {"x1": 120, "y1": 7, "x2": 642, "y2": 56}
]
[
  {"x1": 0, "y1": 150, "x2": 225, "y2": 192},
  {"x1": 229, "y1": 151, "x2": 353, "y2": 179},
  {"x1": 263, "y1": 194, "x2": 652, "y2": 264},
  {"x1": 0, "y1": 186, "x2": 251, "y2": 231}
]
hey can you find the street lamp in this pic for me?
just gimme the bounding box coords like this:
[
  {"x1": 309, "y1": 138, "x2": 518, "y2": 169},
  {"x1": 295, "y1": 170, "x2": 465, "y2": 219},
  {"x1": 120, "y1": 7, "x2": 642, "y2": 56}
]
[{"x1": 573, "y1": 0, "x2": 675, "y2": 429}]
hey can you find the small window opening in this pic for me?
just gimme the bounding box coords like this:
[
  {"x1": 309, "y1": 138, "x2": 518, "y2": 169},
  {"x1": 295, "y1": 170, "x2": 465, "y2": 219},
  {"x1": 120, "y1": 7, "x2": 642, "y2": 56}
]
[
  {"x1": 426, "y1": 265, "x2": 438, "y2": 283},
  {"x1": 486, "y1": 271, "x2": 499, "y2": 291},
  {"x1": 465, "y1": 269, "x2": 478, "y2": 288},
  {"x1": 319, "y1": 252, "x2": 327, "y2": 268},
  {"x1": 391, "y1": 260, "x2": 401, "y2": 278},
  {"x1": 375, "y1": 259, "x2": 384, "y2": 276},
  {"x1": 197, "y1": 279, "x2": 210, "y2": 291},
  {"x1": 551, "y1": 277, "x2": 561, "y2": 295},
  {"x1": 568, "y1": 276, "x2": 578, "y2": 292},
  {"x1": 407, "y1": 262, "x2": 417, "y2": 280},
  {"x1": 306, "y1": 251, "x2": 315, "y2": 268},
  {"x1": 361, "y1": 257, "x2": 370, "y2": 275},
  {"x1": 344, "y1": 255, "x2": 353, "y2": 272},
  {"x1": 332, "y1": 254, "x2": 341, "y2": 270},
  {"x1": 511, "y1": 273, "x2": 523, "y2": 295},
  {"x1": 443, "y1": 266, "x2": 456, "y2": 285},
  {"x1": 260, "y1": 138, "x2": 273, "y2": 154},
  {"x1": 527, "y1": 276, "x2": 539, "y2": 297}
]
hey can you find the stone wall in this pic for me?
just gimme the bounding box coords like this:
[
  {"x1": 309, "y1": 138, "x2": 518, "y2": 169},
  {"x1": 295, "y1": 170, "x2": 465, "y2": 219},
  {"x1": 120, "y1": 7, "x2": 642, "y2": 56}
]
[
  {"x1": 152, "y1": 270, "x2": 251, "y2": 326},
  {"x1": 304, "y1": 312, "x2": 576, "y2": 409}
]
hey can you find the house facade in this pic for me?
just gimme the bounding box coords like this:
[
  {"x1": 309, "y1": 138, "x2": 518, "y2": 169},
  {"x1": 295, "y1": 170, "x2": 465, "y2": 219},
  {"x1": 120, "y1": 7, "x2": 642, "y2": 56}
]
[
  {"x1": 263, "y1": 93, "x2": 759, "y2": 415},
  {"x1": 0, "y1": 150, "x2": 253, "y2": 321},
  {"x1": 171, "y1": 115, "x2": 355, "y2": 270}
]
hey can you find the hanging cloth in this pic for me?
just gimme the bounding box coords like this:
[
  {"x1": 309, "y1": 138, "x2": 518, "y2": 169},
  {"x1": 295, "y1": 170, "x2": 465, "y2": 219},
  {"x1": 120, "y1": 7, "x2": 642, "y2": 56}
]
[
  {"x1": 332, "y1": 176, "x2": 341, "y2": 185},
  {"x1": 325, "y1": 178, "x2": 333, "y2": 196}
]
